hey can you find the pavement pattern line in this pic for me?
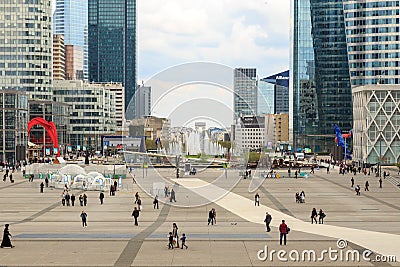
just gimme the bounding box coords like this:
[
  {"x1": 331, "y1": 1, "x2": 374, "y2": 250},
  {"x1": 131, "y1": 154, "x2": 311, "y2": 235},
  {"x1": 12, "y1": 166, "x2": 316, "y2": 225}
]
[
  {"x1": 0, "y1": 180, "x2": 26, "y2": 190},
  {"x1": 172, "y1": 178, "x2": 400, "y2": 262},
  {"x1": 314, "y1": 173, "x2": 400, "y2": 211},
  {"x1": 113, "y1": 202, "x2": 171, "y2": 267},
  {"x1": 258, "y1": 185, "x2": 296, "y2": 217}
]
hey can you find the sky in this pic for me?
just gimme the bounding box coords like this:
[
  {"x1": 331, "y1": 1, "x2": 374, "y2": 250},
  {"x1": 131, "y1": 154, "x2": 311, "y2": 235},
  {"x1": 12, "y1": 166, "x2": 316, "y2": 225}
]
[{"x1": 53, "y1": 0, "x2": 291, "y2": 127}]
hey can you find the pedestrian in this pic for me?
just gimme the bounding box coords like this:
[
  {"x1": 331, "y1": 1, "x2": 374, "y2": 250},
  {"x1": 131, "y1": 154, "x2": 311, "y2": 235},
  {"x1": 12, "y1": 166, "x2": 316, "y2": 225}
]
[
  {"x1": 9, "y1": 174, "x2": 13, "y2": 183},
  {"x1": 170, "y1": 188, "x2": 176, "y2": 202},
  {"x1": 300, "y1": 191, "x2": 305, "y2": 203},
  {"x1": 164, "y1": 186, "x2": 168, "y2": 198},
  {"x1": 172, "y1": 223, "x2": 179, "y2": 248},
  {"x1": 213, "y1": 208, "x2": 217, "y2": 225},
  {"x1": 65, "y1": 192, "x2": 71, "y2": 206},
  {"x1": 61, "y1": 193, "x2": 66, "y2": 206},
  {"x1": 311, "y1": 208, "x2": 318, "y2": 224},
  {"x1": 114, "y1": 180, "x2": 118, "y2": 192},
  {"x1": 288, "y1": 168, "x2": 291, "y2": 177},
  {"x1": 1, "y1": 224, "x2": 14, "y2": 248},
  {"x1": 71, "y1": 193, "x2": 76, "y2": 206},
  {"x1": 40, "y1": 182, "x2": 44, "y2": 193},
  {"x1": 318, "y1": 209, "x2": 326, "y2": 224},
  {"x1": 379, "y1": 177, "x2": 382, "y2": 188},
  {"x1": 264, "y1": 212, "x2": 272, "y2": 232},
  {"x1": 294, "y1": 170, "x2": 298, "y2": 179},
  {"x1": 208, "y1": 208, "x2": 215, "y2": 225},
  {"x1": 79, "y1": 194, "x2": 83, "y2": 206},
  {"x1": 351, "y1": 177, "x2": 354, "y2": 187},
  {"x1": 83, "y1": 194, "x2": 87, "y2": 206},
  {"x1": 255, "y1": 193, "x2": 260, "y2": 206},
  {"x1": 279, "y1": 220, "x2": 288, "y2": 245},
  {"x1": 168, "y1": 232, "x2": 174, "y2": 249},
  {"x1": 132, "y1": 207, "x2": 140, "y2": 226},
  {"x1": 3, "y1": 173, "x2": 7, "y2": 182},
  {"x1": 45, "y1": 176, "x2": 49, "y2": 187},
  {"x1": 137, "y1": 196, "x2": 142, "y2": 211},
  {"x1": 365, "y1": 181, "x2": 369, "y2": 191},
  {"x1": 327, "y1": 166, "x2": 330, "y2": 174},
  {"x1": 180, "y1": 233, "x2": 188, "y2": 249},
  {"x1": 80, "y1": 211, "x2": 88, "y2": 227},
  {"x1": 153, "y1": 195, "x2": 159, "y2": 209},
  {"x1": 110, "y1": 184, "x2": 114, "y2": 196},
  {"x1": 99, "y1": 192, "x2": 104, "y2": 205},
  {"x1": 134, "y1": 192, "x2": 139, "y2": 204},
  {"x1": 355, "y1": 185, "x2": 361, "y2": 195},
  {"x1": 132, "y1": 174, "x2": 136, "y2": 184}
]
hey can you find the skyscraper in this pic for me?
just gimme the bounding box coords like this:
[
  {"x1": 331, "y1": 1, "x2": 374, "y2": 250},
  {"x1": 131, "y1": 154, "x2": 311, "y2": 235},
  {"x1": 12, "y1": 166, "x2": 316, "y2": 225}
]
[
  {"x1": 234, "y1": 68, "x2": 258, "y2": 119},
  {"x1": 88, "y1": 0, "x2": 137, "y2": 120},
  {"x1": 291, "y1": 0, "x2": 352, "y2": 152},
  {"x1": 343, "y1": 0, "x2": 400, "y2": 86},
  {"x1": 54, "y1": 0, "x2": 88, "y2": 80},
  {"x1": 261, "y1": 70, "x2": 290, "y2": 114},
  {"x1": 135, "y1": 85, "x2": 151, "y2": 119}
]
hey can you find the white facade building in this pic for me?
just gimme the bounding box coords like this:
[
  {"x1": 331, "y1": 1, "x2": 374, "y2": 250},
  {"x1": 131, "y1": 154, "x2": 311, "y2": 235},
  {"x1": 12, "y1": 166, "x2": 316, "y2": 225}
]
[
  {"x1": 234, "y1": 116, "x2": 265, "y2": 153},
  {"x1": 353, "y1": 84, "x2": 400, "y2": 164},
  {"x1": 135, "y1": 85, "x2": 151, "y2": 119}
]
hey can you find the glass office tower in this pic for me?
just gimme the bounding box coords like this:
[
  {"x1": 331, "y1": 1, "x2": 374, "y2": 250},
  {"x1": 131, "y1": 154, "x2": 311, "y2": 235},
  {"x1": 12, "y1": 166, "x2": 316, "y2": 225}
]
[
  {"x1": 54, "y1": 0, "x2": 89, "y2": 81},
  {"x1": 292, "y1": 0, "x2": 352, "y2": 152},
  {"x1": 88, "y1": 0, "x2": 137, "y2": 120}
]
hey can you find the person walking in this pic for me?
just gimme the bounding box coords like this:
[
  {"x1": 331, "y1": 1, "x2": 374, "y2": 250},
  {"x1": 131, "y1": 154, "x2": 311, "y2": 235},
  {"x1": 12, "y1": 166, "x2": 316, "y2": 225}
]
[
  {"x1": 311, "y1": 208, "x2": 318, "y2": 224},
  {"x1": 137, "y1": 196, "x2": 142, "y2": 211},
  {"x1": 65, "y1": 192, "x2": 71, "y2": 206},
  {"x1": 45, "y1": 176, "x2": 49, "y2": 187},
  {"x1": 168, "y1": 232, "x2": 174, "y2": 249},
  {"x1": 208, "y1": 208, "x2": 215, "y2": 225},
  {"x1": 134, "y1": 192, "x2": 139, "y2": 204},
  {"x1": 180, "y1": 233, "x2": 188, "y2": 249},
  {"x1": 99, "y1": 192, "x2": 104, "y2": 205},
  {"x1": 294, "y1": 170, "x2": 298, "y2": 179},
  {"x1": 153, "y1": 195, "x2": 159, "y2": 209},
  {"x1": 264, "y1": 212, "x2": 272, "y2": 232},
  {"x1": 79, "y1": 195, "x2": 83, "y2": 206},
  {"x1": 71, "y1": 193, "x2": 76, "y2": 206},
  {"x1": 365, "y1": 180, "x2": 369, "y2": 191},
  {"x1": 83, "y1": 194, "x2": 87, "y2": 206},
  {"x1": 327, "y1": 166, "x2": 330, "y2": 174},
  {"x1": 255, "y1": 193, "x2": 260, "y2": 206},
  {"x1": 172, "y1": 223, "x2": 179, "y2": 248},
  {"x1": 379, "y1": 177, "x2": 382, "y2": 188},
  {"x1": 1, "y1": 224, "x2": 14, "y2": 248},
  {"x1": 355, "y1": 185, "x2": 361, "y2": 195},
  {"x1": 170, "y1": 189, "x2": 176, "y2": 202},
  {"x1": 132, "y1": 207, "x2": 140, "y2": 226},
  {"x1": 40, "y1": 182, "x2": 44, "y2": 193},
  {"x1": 318, "y1": 209, "x2": 326, "y2": 224},
  {"x1": 80, "y1": 211, "x2": 88, "y2": 228},
  {"x1": 351, "y1": 177, "x2": 354, "y2": 187},
  {"x1": 279, "y1": 220, "x2": 288, "y2": 245}
]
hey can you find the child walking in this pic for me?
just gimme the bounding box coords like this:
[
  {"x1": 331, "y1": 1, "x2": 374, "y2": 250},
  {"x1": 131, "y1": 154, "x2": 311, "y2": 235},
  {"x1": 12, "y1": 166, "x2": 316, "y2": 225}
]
[
  {"x1": 168, "y1": 232, "x2": 174, "y2": 249},
  {"x1": 180, "y1": 233, "x2": 188, "y2": 249}
]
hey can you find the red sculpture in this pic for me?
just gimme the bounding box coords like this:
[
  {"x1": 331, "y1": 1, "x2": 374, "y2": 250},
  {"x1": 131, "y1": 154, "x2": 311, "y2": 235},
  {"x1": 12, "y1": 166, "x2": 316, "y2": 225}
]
[{"x1": 28, "y1": 118, "x2": 60, "y2": 156}]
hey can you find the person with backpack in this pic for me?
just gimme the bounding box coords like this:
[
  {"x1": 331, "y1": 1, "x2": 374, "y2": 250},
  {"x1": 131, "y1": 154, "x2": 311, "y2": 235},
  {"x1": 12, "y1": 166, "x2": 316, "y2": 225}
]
[
  {"x1": 279, "y1": 220, "x2": 289, "y2": 245},
  {"x1": 318, "y1": 209, "x2": 326, "y2": 224}
]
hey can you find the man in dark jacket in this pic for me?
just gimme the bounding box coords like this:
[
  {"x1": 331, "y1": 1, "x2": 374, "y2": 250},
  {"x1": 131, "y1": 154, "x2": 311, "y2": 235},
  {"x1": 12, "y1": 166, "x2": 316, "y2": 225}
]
[
  {"x1": 264, "y1": 212, "x2": 272, "y2": 232},
  {"x1": 99, "y1": 192, "x2": 104, "y2": 205},
  {"x1": 132, "y1": 207, "x2": 140, "y2": 226},
  {"x1": 279, "y1": 220, "x2": 288, "y2": 245}
]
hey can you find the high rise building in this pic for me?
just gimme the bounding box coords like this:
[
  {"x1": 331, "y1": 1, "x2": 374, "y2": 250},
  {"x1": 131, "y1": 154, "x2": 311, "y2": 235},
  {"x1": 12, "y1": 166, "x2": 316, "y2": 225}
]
[
  {"x1": 257, "y1": 80, "x2": 274, "y2": 115},
  {"x1": 343, "y1": 0, "x2": 400, "y2": 86},
  {"x1": 234, "y1": 68, "x2": 258, "y2": 119},
  {"x1": 53, "y1": 35, "x2": 66, "y2": 80},
  {"x1": 88, "y1": 0, "x2": 137, "y2": 120},
  {"x1": 135, "y1": 85, "x2": 151, "y2": 119},
  {"x1": 0, "y1": 0, "x2": 53, "y2": 162},
  {"x1": 65, "y1": 45, "x2": 84, "y2": 80},
  {"x1": 54, "y1": 0, "x2": 88, "y2": 80},
  {"x1": 261, "y1": 70, "x2": 290, "y2": 114},
  {"x1": 291, "y1": 0, "x2": 352, "y2": 152}
]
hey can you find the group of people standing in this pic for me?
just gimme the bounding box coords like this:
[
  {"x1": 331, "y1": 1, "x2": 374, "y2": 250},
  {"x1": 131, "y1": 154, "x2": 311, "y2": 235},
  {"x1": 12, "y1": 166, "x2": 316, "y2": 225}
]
[
  {"x1": 295, "y1": 190, "x2": 306, "y2": 203},
  {"x1": 311, "y1": 208, "x2": 326, "y2": 224}
]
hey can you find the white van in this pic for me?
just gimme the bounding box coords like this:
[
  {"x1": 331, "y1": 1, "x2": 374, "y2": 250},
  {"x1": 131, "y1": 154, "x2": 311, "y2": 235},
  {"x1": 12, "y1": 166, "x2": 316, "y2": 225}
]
[{"x1": 295, "y1": 152, "x2": 305, "y2": 161}]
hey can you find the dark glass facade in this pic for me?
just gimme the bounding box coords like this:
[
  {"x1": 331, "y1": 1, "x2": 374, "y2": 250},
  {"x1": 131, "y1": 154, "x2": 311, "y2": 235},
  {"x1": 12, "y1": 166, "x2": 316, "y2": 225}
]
[
  {"x1": 88, "y1": 0, "x2": 137, "y2": 119},
  {"x1": 261, "y1": 70, "x2": 289, "y2": 114},
  {"x1": 292, "y1": 0, "x2": 353, "y2": 152}
]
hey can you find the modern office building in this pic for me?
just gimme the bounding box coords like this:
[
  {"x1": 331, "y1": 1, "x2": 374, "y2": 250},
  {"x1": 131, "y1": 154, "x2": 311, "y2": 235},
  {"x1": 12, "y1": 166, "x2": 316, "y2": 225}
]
[
  {"x1": 343, "y1": 0, "x2": 400, "y2": 86},
  {"x1": 88, "y1": 0, "x2": 137, "y2": 120},
  {"x1": 265, "y1": 114, "x2": 290, "y2": 151},
  {"x1": 0, "y1": 0, "x2": 53, "y2": 100},
  {"x1": 257, "y1": 80, "x2": 274, "y2": 115},
  {"x1": 353, "y1": 84, "x2": 400, "y2": 164},
  {"x1": 234, "y1": 68, "x2": 258, "y2": 119},
  {"x1": 53, "y1": 35, "x2": 66, "y2": 80},
  {"x1": 135, "y1": 85, "x2": 151, "y2": 119},
  {"x1": 108, "y1": 83, "x2": 125, "y2": 132},
  {"x1": 53, "y1": 80, "x2": 117, "y2": 150},
  {"x1": 234, "y1": 116, "x2": 265, "y2": 153},
  {"x1": 0, "y1": 91, "x2": 28, "y2": 163},
  {"x1": 54, "y1": 0, "x2": 88, "y2": 80},
  {"x1": 291, "y1": 0, "x2": 352, "y2": 153},
  {"x1": 261, "y1": 70, "x2": 289, "y2": 114},
  {"x1": 65, "y1": 45, "x2": 84, "y2": 80}
]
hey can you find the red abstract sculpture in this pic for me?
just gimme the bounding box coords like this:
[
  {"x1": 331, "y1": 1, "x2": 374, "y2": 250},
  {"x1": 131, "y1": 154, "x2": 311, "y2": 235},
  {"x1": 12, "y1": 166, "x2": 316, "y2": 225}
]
[{"x1": 28, "y1": 117, "x2": 60, "y2": 156}]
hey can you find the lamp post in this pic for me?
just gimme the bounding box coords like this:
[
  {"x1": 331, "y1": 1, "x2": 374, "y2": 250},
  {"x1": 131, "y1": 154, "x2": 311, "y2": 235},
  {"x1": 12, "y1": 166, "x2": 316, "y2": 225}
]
[{"x1": 379, "y1": 131, "x2": 382, "y2": 177}]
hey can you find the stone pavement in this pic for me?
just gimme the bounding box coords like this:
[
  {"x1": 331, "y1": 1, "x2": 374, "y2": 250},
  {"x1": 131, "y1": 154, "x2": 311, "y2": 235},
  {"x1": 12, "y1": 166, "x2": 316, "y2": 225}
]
[{"x1": 0, "y1": 166, "x2": 399, "y2": 266}]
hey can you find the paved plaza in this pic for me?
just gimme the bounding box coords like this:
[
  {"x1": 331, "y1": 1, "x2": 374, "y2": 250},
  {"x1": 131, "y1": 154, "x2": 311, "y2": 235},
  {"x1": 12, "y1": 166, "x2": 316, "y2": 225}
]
[{"x1": 0, "y1": 165, "x2": 400, "y2": 266}]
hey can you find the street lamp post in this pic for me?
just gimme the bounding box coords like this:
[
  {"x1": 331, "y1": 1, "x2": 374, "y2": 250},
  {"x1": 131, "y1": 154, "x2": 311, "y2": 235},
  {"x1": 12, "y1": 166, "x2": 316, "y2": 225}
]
[{"x1": 379, "y1": 132, "x2": 382, "y2": 177}]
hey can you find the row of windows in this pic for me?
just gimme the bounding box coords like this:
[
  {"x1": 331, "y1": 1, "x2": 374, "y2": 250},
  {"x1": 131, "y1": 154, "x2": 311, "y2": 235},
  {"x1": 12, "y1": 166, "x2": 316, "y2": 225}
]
[
  {"x1": 346, "y1": 26, "x2": 400, "y2": 35},
  {"x1": 2, "y1": 71, "x2": 49, "y2": 76},
  {"x1": 352, "y1": 78, "x2": 400, "y2": 85},
  {"x1": 351, "y1": 69, "x2": 400, "y2": 76},
  {"x1": 0, "y1": 55, "x2": 51, "y2": 60},
  {"x1": 349, "y1": 52, "x2": 400, "y2": 60},
  {"x1": 346, "y1": 18, "x2": 399, "y2": 27},
  {"x1": 344, "y1": 1, "x2": 400, "y2": 10},
  {"x1": 347, "y1": 34, "x2": 400, "y2": 43},
  {"x1": 349, "y1": 61, "x2": 400, "y2": 68},
  {"x1": 348, "y1": 43, "x2": 400, "y2": 52},
  {"x1": 345, "y1": 9, "x2": 400, "y2": 19}
]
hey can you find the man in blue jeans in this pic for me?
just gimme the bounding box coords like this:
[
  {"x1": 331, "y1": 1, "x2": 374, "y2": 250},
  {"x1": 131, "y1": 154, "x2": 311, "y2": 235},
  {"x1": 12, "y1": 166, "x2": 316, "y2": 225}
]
[{"x1": 279, "y1": 219, "x2": 288, "y2": 245}]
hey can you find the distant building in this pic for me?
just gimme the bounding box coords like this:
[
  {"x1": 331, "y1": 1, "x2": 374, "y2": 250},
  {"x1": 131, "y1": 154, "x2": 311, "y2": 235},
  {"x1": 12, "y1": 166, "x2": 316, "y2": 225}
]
[
  {"x1": 234, "y1": 116, "x2": 265, "y2": 153},
  {"x1": 129, "y1": 116, "x2": 171, "y2": 141},
  {"x1": 257, "y1": 80, "x2": 274, "y2": 115},
  {"x1": 264, "y1": 114, "x2": 289, "y2": 151},
  {"x1": 65, "y1": 45, "x2": 84, "y2": 80},
  {"x1": 53, "y1": 35, "x2": 66, "y2": 80},
  {"x1": 261, "y1": 70, "x2": 289, "y2": 114},
  {"x1": 53, "y1": 80, "x2": 118, "y2": 150},
  {"x1": 353, "y1": 84, "x2": 400, "y2": 164},
  {"x1": 135, "y1": 85, "x2": 151, "y2": 119},
  {"x1": 234, "y1": 68, "x2": 258, "y2": 119}
]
